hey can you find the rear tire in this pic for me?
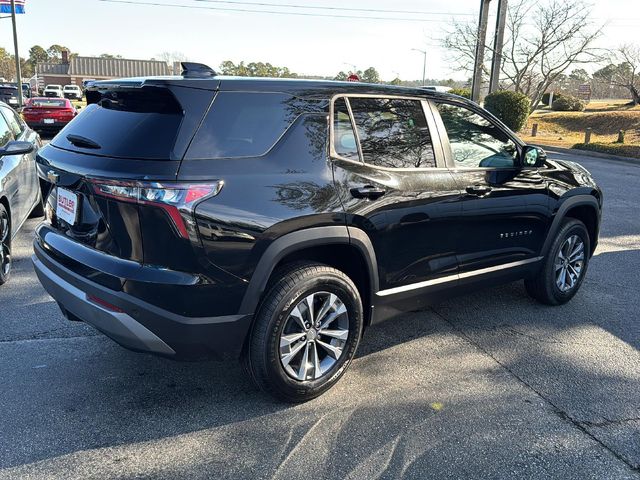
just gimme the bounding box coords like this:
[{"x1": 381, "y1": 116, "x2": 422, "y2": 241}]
[
  {"x1": 0, "y1": 204, "x2": 12, "y2": 286},
  {"x1": 246, "y1": 262, "x2": 363, "y2": 402},
  {"x1": 525, "y1": 218, "x2": 590, "y2": 305}
]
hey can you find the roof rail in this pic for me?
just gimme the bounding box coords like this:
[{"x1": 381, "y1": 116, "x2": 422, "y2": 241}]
[{"x1": 181, "y1": 62, "x2": 217, "y2": 78}]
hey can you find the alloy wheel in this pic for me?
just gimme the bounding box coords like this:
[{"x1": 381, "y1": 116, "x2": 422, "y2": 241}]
[
  {"x1": 555, "y1": 234, "x2": 584, "y2": 292},
  {"x1": 279, "y1": 291, "x2": 349, "y2": 381}
]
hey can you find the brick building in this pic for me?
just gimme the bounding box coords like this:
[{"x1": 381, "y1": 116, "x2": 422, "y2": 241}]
[{"x1": 36, "y1": 51, "x2": 170, "y2": 89}]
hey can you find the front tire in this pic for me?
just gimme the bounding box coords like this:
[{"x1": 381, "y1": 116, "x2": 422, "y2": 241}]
[
  {"x1": 525, "y1": 218, "x2": 590, "y2": 305},
  {"x1": 246, "y1": 263, "x2": 363, "y2": 402}
]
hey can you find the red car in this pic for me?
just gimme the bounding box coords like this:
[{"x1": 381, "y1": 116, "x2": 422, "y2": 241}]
[{"x1": 21, "y1": 97, "x2": 77, "y2": 132}]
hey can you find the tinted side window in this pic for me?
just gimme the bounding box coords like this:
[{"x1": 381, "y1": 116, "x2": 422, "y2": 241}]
[
  {"x1": 333, "y1": 98, "x2": 359, "y2": 160},
  {"x1": 1, "y1": 106, "x2": 24, "y2": 136},
  {"x1": 436, "y1": 103, "x2": 517, "y2": 168},
  {"x1": 186, "y1": 92, "x2": 297, "y2": 159},
  {"x1": 348, "y1": 97, "x2": 435, "y2": 169}
]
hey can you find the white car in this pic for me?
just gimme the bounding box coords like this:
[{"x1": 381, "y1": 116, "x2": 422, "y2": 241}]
[
  {"x1": 43, "y1": 85, "x2": 64, "y2": 98},
  {"x1": 63, "y1": 85, "x2": 83, "y2": 101}
]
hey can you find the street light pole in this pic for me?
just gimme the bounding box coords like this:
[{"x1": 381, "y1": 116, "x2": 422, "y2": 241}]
[
  {"x1": 10, "y1": 0, "x2": 23, "y2": 107},
  {"x1": 411, "y1": 48, "x2": 427, "y2": 86}
]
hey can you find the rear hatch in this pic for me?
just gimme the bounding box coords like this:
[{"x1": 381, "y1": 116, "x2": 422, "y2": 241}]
[{"x1": 35, "y1": 79, "x2": 217, "y2": 286}]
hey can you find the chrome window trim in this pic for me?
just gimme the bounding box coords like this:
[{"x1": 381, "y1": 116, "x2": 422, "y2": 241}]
[{"x1": 376, "y1": 256, "x2": 543, "y2": 297}]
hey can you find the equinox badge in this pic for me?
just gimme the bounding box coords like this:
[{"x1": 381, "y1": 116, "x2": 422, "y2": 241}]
[{"x1": 500, "y1": 230, "x2": 533, "y2": 238}]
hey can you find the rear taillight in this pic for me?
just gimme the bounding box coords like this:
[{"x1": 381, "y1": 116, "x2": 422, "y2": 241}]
[
  {"x1": 89, "y1": 179, "x2": 224, "y2": 239},
  {"x1": 55, "y1": 109, "x2": 75, "y2": 119}
]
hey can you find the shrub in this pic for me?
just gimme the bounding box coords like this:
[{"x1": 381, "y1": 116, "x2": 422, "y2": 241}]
[
  {"x1": 541, "y1": 92, "x2": 565, "y2": 106},
  {"x1": 572, "y1": 142, "x2": 640, "y2": 159},
  {"x1": 449, "y1": 87, "x2": 471, "y2": 99},
  {"x1": 483, "y1": 90, "x2": 531, "y2": 132},
  {"x1": 551, "y1": 95, "x2": 585, "y2": 112}
]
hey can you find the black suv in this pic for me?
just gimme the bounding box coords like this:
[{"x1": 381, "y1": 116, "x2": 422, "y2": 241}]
[{"x1": 32, "y1": 64, "x2": 602, "y2": 402}]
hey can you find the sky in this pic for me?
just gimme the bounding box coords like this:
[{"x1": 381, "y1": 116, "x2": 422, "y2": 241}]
[{"x1": 1, "y1": 0, "x2": 639, "y2": 82}]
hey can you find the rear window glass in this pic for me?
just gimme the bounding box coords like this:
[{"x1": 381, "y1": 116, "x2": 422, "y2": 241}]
[
  {"x1": 52, "y1": 87, "x2": 184, "y2": 160},
  {"x1": 30, "y1": 99, "x2": 66, "y2": 107},
  {"x1": 0, "y1": 87, "x2": 17, "y2": 94},
  {"x1": 186, "y1": 92, "x2": 296, "y2": 159}
]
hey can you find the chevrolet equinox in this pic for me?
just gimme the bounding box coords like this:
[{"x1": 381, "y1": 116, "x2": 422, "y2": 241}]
[{"x1": 32, "y1": 63, "x2": 602, "y2": 402}]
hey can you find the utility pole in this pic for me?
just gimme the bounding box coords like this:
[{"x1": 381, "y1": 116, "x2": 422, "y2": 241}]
[
  {"x1": 411, "y1": 48, "x2": 427, "y2": 86},
  {"x1": 489, "y1": 0, "x2": 508, "y2": 93},
  {"x1": 471, "y1": 0, "x2": 491, "y2": 102},
  {"x1": 10, "y1": 0, "x2": 23, "y2": 107}
]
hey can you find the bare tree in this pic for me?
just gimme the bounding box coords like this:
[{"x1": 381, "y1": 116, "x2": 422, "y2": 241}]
[
  {"x1": 607, "y1": 45, "x2": 640, "y2": 105},
  {"x1": 442, "y1": 0, "x2": 603, "y2": 109},
  {"x1": 156, "y1": 51, "x2": 188, "y2": 74}
]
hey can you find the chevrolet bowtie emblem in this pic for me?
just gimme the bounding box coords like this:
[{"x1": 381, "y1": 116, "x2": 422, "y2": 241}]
[{"x1": 47, "y1": 170, "x2": 60, "y2": 184}]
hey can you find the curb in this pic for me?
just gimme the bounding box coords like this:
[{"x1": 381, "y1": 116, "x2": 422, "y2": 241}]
[{"x1": 539, "y1": 145, "x2": 640, "y2": 166}]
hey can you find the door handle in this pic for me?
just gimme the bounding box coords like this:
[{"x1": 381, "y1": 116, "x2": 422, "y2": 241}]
[
  {"x1": 350, "y1": 185, "x2": 386, "y2": 200},
  {"x1": 465, "y1": 185, "x2": 492, "y2": 196}
]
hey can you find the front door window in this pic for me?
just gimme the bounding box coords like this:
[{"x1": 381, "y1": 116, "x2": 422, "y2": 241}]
[{"x1": 435, "y1": 103, "x2": 518, "y2": 168}]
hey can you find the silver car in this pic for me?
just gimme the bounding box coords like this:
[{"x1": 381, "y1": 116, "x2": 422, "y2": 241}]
[{"x1": 0, "y1": 102, "x2": 42, "y2": 285}]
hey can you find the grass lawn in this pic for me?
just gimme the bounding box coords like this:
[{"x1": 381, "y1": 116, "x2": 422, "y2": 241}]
[{"x1": 519, "y1": 99, "x2": 640, "y2": 158}]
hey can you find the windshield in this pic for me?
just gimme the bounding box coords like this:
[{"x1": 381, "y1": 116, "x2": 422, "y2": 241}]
[
  {"x1": 0, "y1": 87, "x2": 18, "y2": 95},
  {"x1": 30, "y1": 99, "x2": 67, "y2": 108},
  {"x1": 46, "y1": 85, "x2": 62, "y2": 90},
  {"x1": 64, "y1": 86, "x2": 79, "y2": 90}
]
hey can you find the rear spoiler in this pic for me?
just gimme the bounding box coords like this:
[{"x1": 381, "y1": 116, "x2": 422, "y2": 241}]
[{"x1": 85, "y1": 73, "x2": 220, "y2": 106}]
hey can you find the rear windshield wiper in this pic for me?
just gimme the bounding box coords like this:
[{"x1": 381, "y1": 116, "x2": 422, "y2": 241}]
[{"x1": 66, "y1": 134, "x2": 101, "y2": 150}]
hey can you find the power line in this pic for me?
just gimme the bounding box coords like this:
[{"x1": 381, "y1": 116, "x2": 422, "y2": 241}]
[
  {"x1": 96, "y1": 0, "x2": 476, "y2": 23},
  {"x1": 190, "y1": 0, "x2": 476, "y2": 17}
]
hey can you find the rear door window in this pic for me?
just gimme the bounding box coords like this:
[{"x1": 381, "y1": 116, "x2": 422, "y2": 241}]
[
  {"x1": 333, "y1": 97, "x2": 359, "y2": 160},
  {"x1": 339, "y1": 97, "x2": 436, "y2": 169},
  {"x1": 185, "y1": 92, "x2": 297, "y2": 159}
]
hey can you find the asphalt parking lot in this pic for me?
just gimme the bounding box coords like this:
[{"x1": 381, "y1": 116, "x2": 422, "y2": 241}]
[{"x1": 0, "y1": 150, "x2": 638, "y2": 479}]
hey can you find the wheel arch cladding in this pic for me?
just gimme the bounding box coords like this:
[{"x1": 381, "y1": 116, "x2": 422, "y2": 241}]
[
  {"x1": 238, "y1": 226, "x2": 379, "y2": 326},
  {"x1": 543, "y1": 195, "x2": 600, "y2": 258}
]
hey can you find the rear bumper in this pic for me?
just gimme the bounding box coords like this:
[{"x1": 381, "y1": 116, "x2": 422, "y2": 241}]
[
  {"x1": 26, "y1": 121, "x2": 69, "y2": 130},
  {"x1": 32, "y1": 245, "x2": 253, "y2": 361}
]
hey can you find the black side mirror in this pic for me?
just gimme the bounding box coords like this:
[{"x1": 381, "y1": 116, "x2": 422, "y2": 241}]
[
  {"x1": 522, "y1": 145, "x2": 547, "y2": 168},
  {"x1": 0, "y1": 140, "x2": 35, "y2": 157}
]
